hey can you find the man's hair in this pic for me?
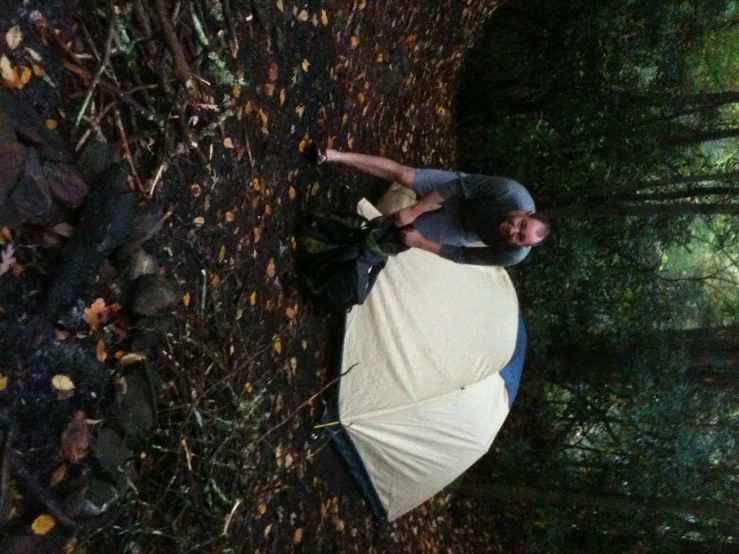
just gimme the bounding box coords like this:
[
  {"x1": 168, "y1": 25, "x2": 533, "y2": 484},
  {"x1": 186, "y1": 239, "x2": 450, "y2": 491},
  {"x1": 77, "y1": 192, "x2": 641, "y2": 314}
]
[{"x1": 530, "y1": 213, "x2": 552, "y2": 246}]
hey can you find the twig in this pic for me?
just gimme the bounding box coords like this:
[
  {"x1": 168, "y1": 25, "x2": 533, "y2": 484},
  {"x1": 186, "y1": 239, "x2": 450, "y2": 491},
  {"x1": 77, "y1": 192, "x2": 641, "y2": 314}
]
[
  {"x1": 112, "y1": 107, "x2": 147, "y2": 198},
  {"x1": 11, "y1": 457, "x2": 77, "y2": 528},
  {"x1": 149, "y1": 160, "x2": 168, "y2": 197},
  {"x1": 74, "y1": 0, "x2": 118, "y2": 129},
  {"x1": 256, "y1": 364, "x2": 359, "y2": 443},
  {"x1": 75, "y1": 102, "x2": 117, "y2": 151},
  {"x1": 222, "y1": 0, "x2": 239, "y2": 58},
  {"x1": 152, "y1": 0, "x2": 192, "y2": 87}
]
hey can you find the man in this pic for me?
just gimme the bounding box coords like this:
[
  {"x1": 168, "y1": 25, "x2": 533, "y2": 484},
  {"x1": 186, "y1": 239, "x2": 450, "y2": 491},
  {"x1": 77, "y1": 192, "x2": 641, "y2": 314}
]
[{"x1": 308, "y1": 145, "x2": 550, "y2": 266}]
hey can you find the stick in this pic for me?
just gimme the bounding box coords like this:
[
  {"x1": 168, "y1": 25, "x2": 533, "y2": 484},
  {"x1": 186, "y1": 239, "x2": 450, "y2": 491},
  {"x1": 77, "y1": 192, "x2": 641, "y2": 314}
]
[
  {"x1": 222, "y1": 0, "x2": 239, "y2": 58},
  {"x1": 256, "y1": 364, "x2": 359, "y2": 443},
  {"x1": 152, "y1": 0, "x2": 192, "y2": 87},
  {"x1": 112, "y1": 107, "x2": 147, "y2": 198},
  {"x1": 74, "y1": 0, "x2": 118, "y2": 129},
  {"x1": 12, "y1": 457, "x2": 77, "y2": 528}
]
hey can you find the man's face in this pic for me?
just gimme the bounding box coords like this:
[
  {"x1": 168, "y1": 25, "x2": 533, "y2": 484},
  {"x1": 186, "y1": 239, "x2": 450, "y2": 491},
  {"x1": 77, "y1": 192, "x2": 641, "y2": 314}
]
[{"x1": 499, "y1": 211, "x2": 545, "y2": 247}]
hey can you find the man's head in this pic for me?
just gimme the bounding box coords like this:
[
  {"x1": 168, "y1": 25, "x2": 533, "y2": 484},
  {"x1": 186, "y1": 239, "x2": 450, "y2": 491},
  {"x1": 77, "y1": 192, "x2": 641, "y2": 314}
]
[{"x1": 499, "y1": 211, "x2": 551, "y2": 247}]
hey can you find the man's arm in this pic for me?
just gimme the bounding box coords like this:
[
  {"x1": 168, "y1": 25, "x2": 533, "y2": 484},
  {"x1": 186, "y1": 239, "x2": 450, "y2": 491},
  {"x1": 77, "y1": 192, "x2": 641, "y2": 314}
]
[
  {"x1": 395, "y1": 189, "x2": 445, "y2": 226},
  {"x1": 401, "y1": 229, "x2": 526, "y2": 267}
]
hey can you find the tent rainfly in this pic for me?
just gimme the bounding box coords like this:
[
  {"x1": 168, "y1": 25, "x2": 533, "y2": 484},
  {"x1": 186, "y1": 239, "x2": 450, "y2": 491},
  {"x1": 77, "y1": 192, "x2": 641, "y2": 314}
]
[{"x1": 322, "y1": 188, "x2": 527, "y2": 521}]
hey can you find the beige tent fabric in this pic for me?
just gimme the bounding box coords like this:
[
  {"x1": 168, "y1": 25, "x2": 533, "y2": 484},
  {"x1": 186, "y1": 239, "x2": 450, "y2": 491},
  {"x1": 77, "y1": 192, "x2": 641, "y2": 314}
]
[{"x1": 338, "y1": 193, "x2": 519, "y2": 521}]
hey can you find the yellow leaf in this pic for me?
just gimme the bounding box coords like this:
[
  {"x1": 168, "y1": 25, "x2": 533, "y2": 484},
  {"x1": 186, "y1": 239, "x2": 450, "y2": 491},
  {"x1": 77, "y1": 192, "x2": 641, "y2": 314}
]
[
  {"x1": 298, "y1": 140, "x2": 307, "y2": 152},
  {"x1": 32, "y1": 514, "x2": 56, "y2": 535},
  {"x1": 52, "y1": 375, "x2": 75, "y2": 392},
  {"x1": 0, "y1": 375, "x2": 7, "y2": 392},
  {"x1": 288, "y1": 186, "x2": 296, "y2": 200},
  {"x1": 49, "y1": 465, "x2": 67, "y2": 487},
  {"x1": 279, "y1": 88, "x2": 286, "y2": 105},
  {"x1": 266, "y1": 258, "x2": 276, "y2": 279},
  {"x1": 232, "y1": 84, "x2": 241, "y2": 98},
  {"x1": 219, "y1": 245, "x2": 225, "y2": 262},
  {"x1": 250, "y1": 291, "x2": 256, "y2": 306},
  {"x1": 223, "y1": 137, "x2": 234, "y2": 149},
  {"x1": 44, "y1": 119, "x2": 57, "y2": 130},
  {"x1": 258, "y1": 503, "x2": 267, "y2": 515},
  {"x1": 295, "y1": 105, "x2": 305, "y2": 118},
  {"x1": 19, "y1": 66, "x2": 31, "y2": 85},
  {"x1": 120, "y1": 352, "x2": 147, "y2": 366},
  {"x1": 258, "y1": 108, "x2": 268, "y2": 124},
  {"x1": 268, "y1": 62, "x2": 279, "y2": 82},
  {"x1": 96, "y1": 339, "x2": 107, "y2": 362},
  {"x1": 0, "y1": 55, "x2": 18, "y2": 87},
  {"x1": 301, "y1": 59, "x2": 310, "y2": 72},
  {"x1": 5, "y1": 26, "x2": 22, "y2": 50},
  {"x1": 294, "y1": 528, "x2": 304, "y2": 544},
  {"x1": 182, "y1": 292, "x2": 191, "y2": 306},
  {"x1": 298, "y1": 9, "x2": 309, "y2": 21},
  {"x1": 351, "y1": 36, "x2": 359, "y2": 49},
  {"x1": 193, "y1": 216, "x2": 205, "y2": 226},
  {"x1": 225, "y1": 211, "x2": 235, "y2": 222},
  {"x1": 32, "y1": 64, "x2": 43, "y2": 77},
  {"x1": 272, "y1": 336, "x2": 282, "y2": 354},
  {"x1": 291, "y1": 236, "x2": 296, "y2": 249},
  {"x1": 286, "y1": 307, "x2": 295, "y2": 319},
  {"x1": 321, "y1": 9, "x2": 329, "y2": 25},
  {"x1": 253, "y1": 178, "x2": 261, "y2": 191},
  {"x1": 348, "y1": 137, "x2": 355, "y2": 149}
]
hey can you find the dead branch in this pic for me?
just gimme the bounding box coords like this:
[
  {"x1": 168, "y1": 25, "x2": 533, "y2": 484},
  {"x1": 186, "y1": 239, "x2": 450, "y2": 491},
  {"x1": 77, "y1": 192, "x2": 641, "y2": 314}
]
[
  {"x1": 256, "y1": 364, "x2": 359, "y2": 443},
  {"x1": 152, "y1": 0, "x2": 192, "y2": 87},
  {"x1": 113, "y1": 107, "x2": 148, "y2": 199},
  {"x1": 74, "y1": 0, "x2": 118, "y2": 129}
]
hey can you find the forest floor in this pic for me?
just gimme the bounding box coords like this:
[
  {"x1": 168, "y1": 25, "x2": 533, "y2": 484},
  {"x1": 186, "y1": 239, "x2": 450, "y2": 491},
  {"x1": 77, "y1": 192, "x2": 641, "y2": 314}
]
[{"x1": 0, "y1": 0, "x2": 516, "y2": 552}]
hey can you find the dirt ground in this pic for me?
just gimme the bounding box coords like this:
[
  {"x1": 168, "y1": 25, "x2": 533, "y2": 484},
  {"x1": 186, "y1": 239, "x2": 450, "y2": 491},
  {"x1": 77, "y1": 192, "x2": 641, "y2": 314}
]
[{"x1": 1, "y1": 0, "x2": 507, "y2": 552}]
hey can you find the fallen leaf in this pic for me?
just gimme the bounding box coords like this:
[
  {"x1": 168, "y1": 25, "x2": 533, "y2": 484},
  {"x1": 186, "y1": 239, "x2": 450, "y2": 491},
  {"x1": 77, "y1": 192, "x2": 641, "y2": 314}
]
[
  {"x1": 321, "y1": 9, "x2": 329, "y2": 25},
  {"x1": 225, "y1": 211, "x2": 235, "y2": 222},
  {"x1": 264, "y1": 524, "x2": 272, "y2": 537},
  {"x1": 55, "y1": 329, "x2": 69, "y2": 341},
  {"x1": 302, "y1": 340, "x2": 308, "y2": 349},
  {"x1": 60, "y1": 411, "x2": 89, "y2": 463},
  {"x1": 294, "y1": 528, "x2": 304, "y2": 544},
  {"x1": 258, "y1": 503, "x2": 267, "y2": 515},
  {"x1": 32, "y1": 514, "x2": 56, "y2": 535},
  {"x1": 210, "y1": 273, "x2": 220, "y2": 289},
  {"x1": 301, "y1": 59, "x2": 310, "y2": 72},
  {"x1": 298, "y1": 9, "x2": 309, "y2": 21},
  {"x1": 258, "y1": 108, "x2": 268, "y2": 124},
  {"x1": 96, "y1": 339, "x2": 107, "y2": 362},
  {"x1": 351, "y1": 36, "x2": 359, "y2": 49},
  {"x1": 280, "y1": 89, "x2": 286, "y2": 105},
  {"x1": 0, "y1": 55, "x2": 17, "y2": 87},
  {"x1": 52, "y1": 374, "x2": 75, "y2": 394},
  {"x1": 49, "y1": 465, "x2": 67, "y2": 487},
  {"x1": 268, "y1": 62, "x2": 279, "y2": 82},
  {"x1": 348, "y1": 137, "x2": 355, "y2": 149},
  {"x1": 266, "y1": 258, "x2": 276, "y2": 279},
  {"x1": 19, "y1": 67, "x2": 31, "y2": 85},
  {"x1": 0, "y1": 375, "x2": 7, "y2": 392},
  {"x1": 275, "y1": 0, "x2": 284, "y2": 12},
  {"x1": 5, "y1": 26, "x2": 22, "y2": 50},
  {"x1": 272, "y1": 336, "x2": 282, "y2": 354},
  {"x1": 288, "y1": 186, "x2": 296, "y2": 200},
  {"x1": 286, "y1": 307, "x2": 296, "y2": 319},
  {"x1": 250, "y1": 291, "x2": 257, "y2": 306},
  {"x1": 295, "y1": 105, "x2": 305, "y2": 118},
  {"x1": 190, "y1": 184, "x2": 202, "y2": 197},
  {"x1": 254, "y1": 227, "x2": 262, "y2": 243},
  {"x1": 299, "y1": 140, "x2": 307, "y2": 152},
  {"x1": 219, "y1": 245, "x2": 226, "y2": 262},
  {"x1": 223, "y1": 137, "x2": 234, "y2": 149},
  {"x1": 253, "y1": 178, "x2": 261, "y2": 191},
  {"x1": 233, "y1": 84, "x2": 241, "y2": 98},
  {"x1": 182, "y1": 292, "x2": 191, "y2": 307},
  {"x1": 193, "y1": 216, "x2": 205, "y2": 226},
  {"x1": 120, "y1": 352, "x2": 147, "y2": 366},
  {"x1": 83, "y1": 298, "x2": 108, "y2": 332},
  {"x1": 32, "y1": 63, "x2": 43, "y2": 77}
]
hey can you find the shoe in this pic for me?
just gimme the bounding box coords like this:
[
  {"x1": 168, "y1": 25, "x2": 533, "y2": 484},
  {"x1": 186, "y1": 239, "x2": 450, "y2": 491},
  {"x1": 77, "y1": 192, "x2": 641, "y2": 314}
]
[{"x1": 305, "y1": 142, "x2": 325, "y2": 165}]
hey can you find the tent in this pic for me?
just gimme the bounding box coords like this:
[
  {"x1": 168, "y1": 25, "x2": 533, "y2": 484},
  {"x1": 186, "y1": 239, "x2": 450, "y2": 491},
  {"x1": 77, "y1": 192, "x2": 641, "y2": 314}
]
[{"x1": 322, "y1": 185, "x2": 527, "y2": 521}]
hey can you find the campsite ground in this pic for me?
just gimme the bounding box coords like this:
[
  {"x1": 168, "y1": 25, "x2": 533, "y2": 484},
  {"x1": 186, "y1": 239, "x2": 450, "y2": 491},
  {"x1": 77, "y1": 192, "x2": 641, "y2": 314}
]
[{"x1": 0, "y1": 0, "x2": 520, "y2": 552}]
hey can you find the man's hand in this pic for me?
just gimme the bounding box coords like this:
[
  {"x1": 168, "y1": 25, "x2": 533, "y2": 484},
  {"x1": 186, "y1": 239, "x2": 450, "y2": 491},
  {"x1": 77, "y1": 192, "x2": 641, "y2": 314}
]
[
  {"x1": 400, "y1": 228, "x2": 426, "y2": 249},
  {"x1": 394, "y1": 206, "x2": 418, "y2": 227}
]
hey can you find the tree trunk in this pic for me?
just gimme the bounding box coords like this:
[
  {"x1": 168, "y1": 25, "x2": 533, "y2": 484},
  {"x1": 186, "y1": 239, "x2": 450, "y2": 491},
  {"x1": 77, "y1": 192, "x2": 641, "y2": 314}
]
[
  {"x1": 463, "y1": 483, "x2": 739, "y2": 520},
  {"x1": 663, "y1": 127, "x2": 739, "y2": 147},
  {"x1": 544, "y1": 201, "x2": 739, "y2": 218}
]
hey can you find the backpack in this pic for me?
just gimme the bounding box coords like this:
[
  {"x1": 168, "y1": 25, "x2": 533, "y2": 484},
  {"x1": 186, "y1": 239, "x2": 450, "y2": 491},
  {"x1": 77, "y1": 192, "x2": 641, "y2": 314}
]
[{"x1": 297, "y1": 212, "x2": 408, "y2": 311}]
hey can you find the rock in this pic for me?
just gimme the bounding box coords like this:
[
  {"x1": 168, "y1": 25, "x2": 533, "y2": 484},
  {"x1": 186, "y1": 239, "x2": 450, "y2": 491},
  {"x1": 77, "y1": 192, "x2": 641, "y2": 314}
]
[
  {"x1": 132, "y1": 275, "x2": 178, "y2": 316},
  {"x1": 117, "y1": 204, "x2": 165, "y2": 260},
  {"x1": 0, "y1": 112, "x2": 27, "y2": 205},
  {"x1": 6, "y1": 148, "x2": 53, "y2": 227},
  {"x1": 127, "y1": 248, "x2": 158, "y2": 281},
  {"x1": 42, "y1": 160, "x2": 87, "y2": 208}
]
